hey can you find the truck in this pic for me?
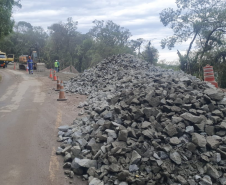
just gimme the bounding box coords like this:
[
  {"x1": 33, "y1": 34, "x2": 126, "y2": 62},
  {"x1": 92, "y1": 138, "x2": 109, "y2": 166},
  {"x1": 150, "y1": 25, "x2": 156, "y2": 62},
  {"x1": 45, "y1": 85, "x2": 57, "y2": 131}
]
[{"x1": 0, "y1": 51, "x2": 14, "y2": 68}]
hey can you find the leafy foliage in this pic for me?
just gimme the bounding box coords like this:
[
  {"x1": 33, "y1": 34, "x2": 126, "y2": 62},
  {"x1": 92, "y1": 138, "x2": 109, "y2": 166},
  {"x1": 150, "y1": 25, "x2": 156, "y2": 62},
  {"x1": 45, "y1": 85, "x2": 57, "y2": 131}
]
[
  {"x1": 0, "y1": 18, "x2": 159, "y2": 73},
  {"x1": 141, "y1": 42, "x2": 159, "y2": 65},
  {"x1": 0, "y1": 0, "x2": 21, "y2": 40},
  {"x1": 160, "y1": 0, "x2": 226, "y2": 87}
]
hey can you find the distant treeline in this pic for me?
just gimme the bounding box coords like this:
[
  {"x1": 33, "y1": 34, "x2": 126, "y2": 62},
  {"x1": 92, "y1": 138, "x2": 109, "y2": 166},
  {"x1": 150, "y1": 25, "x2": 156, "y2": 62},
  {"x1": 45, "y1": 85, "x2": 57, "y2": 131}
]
[{"x1": 0, "y1": 19, "x2": 159, "y2": 72}]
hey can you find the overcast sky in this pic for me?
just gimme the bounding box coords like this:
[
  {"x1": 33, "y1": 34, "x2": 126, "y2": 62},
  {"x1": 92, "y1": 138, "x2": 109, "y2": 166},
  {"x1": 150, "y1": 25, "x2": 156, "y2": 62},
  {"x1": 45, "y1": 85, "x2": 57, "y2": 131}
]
[{"x1": 13, "y1": 0, "x2": 188, "y2": 62}]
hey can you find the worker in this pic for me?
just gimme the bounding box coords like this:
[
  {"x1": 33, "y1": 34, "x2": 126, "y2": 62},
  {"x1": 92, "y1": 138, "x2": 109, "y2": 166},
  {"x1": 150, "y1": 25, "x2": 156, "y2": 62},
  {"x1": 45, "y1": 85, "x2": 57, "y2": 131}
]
[
  {"x1": 54, "y1": 60, "x2": 58, "y2": 72},
  {"x1": 27, "y1": 56, "x2": 33, "y2": 74}
]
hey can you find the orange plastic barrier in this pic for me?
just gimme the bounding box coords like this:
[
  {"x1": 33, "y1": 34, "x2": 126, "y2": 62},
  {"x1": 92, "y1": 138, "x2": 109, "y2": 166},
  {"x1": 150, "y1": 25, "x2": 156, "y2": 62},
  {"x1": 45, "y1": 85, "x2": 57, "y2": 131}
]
[{"x1": 203, "y1": 64, "x2": 218, "y2": 88}]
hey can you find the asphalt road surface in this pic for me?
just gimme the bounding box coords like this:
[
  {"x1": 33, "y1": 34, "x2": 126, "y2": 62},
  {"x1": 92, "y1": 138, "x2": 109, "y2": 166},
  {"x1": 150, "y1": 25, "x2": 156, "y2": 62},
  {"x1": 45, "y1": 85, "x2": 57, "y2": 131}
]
[{"x1": 0, "y1": 68, "x2": 87, "y2": 185}]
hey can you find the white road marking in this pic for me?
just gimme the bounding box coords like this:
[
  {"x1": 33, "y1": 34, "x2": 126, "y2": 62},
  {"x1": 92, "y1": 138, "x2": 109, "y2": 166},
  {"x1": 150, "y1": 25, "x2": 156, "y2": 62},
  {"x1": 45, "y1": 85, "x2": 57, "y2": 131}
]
[
  {"x1": 0, "y1": 84, "x2": 17, "y2": 102},
  {"x1": 0, "y1": 70, "x2": 45, "y2": 113}
]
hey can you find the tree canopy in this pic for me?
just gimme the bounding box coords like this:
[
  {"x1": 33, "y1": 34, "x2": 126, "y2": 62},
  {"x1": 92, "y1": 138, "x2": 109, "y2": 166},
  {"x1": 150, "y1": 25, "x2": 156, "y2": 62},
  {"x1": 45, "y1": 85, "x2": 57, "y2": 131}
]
[
  {"x1": 0, "y1": 0, "x2": 21, "y2": 40},
  {"x1": 0, "y1": 19, "x2": 158, "y2": 72},
  {"x1": 160, "y1": 0, "x2": 226, "y2": 73}
]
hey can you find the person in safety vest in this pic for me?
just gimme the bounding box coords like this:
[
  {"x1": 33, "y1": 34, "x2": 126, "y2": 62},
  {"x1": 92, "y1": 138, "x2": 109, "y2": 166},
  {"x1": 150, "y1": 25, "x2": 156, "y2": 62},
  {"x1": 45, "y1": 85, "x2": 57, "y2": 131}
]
[
  {"x1": 27, "y1": 56, "x2": 33, "y2": 74},
  {"x1": 54, "y1": 60, "x2": 58, "y2": 72}
]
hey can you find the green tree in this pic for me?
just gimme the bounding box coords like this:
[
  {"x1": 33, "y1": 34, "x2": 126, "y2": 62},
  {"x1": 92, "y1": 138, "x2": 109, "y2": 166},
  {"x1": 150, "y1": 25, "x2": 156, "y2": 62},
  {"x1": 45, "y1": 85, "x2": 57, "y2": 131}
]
[
  {"x1": 48, "y1": 17, "x2": 79, "y2": 69},
  {"x1": 0, "y1": 21, "x2": 48, "y2": 61},
  {"x1": 129, "y1": 38, "x2": 145, "y2": 58},
  {"x1": 89, "y1": 20, "x2": 132, "y2": 47},
  {"x1": 0, "y1": 0, "x2": 21, "y2": 40},
  {"x1": 141, "y1": 41, "x2": 159, "y2": 65},
  {"x1": 160, "y1": 0, "x2": 226, "y2": 74},
  {"x1": 88, "y1": 20, "x2": 134, "y2": 61}
]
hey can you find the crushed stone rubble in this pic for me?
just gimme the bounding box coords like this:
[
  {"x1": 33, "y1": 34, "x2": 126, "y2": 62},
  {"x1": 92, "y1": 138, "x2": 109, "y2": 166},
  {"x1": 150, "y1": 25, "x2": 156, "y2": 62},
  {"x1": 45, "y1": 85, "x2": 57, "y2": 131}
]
[{"x1": 57, "y1": 54, "x2": 226, "y2": 185}]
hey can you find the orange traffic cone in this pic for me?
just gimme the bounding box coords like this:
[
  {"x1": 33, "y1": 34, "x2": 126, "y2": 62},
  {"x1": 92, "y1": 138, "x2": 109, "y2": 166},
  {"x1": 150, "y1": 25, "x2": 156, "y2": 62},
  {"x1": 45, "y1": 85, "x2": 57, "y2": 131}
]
[
  {"x1": 55, "y1": 77, "x2": 60, "y2": 91},
  {"x1": 53, "y1": 70, "x2": 57, "y2": 81},
  {"x1": 203, "y1": 64, "x2": 218, "y2": 88},
  {"x1": 57, "y1": 81, "x2": 67, "y2": 101},
  {"x1": 49, "y1": 69, "x2": 53, "y2": 78}
]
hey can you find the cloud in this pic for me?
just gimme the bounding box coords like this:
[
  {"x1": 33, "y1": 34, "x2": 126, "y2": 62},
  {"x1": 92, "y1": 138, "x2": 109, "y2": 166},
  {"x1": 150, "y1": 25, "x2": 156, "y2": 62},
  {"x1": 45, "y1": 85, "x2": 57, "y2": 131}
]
[{"x1": 13, "y1": 0, "x2": 186, "y2": 62}]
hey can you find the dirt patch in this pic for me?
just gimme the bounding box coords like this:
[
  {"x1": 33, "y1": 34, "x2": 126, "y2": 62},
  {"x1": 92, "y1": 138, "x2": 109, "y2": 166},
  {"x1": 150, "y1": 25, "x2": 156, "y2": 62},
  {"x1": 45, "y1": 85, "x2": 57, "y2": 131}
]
[{"x1": 61, "y1": 65, "x2": 79, "y2": 74}]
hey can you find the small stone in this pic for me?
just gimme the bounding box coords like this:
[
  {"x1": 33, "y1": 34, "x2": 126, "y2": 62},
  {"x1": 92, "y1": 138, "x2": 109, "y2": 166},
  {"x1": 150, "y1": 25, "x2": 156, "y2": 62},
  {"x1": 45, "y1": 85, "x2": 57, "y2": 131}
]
[
  {"x1": 64, "y1": 153, "x2": 72, "y2": 162},
  {"x1": 89, "y1": 178, "x2": 104, "y2": 185},
  {"x1": 72, "y1": 158, "x2": 97, "y2": 169},
  {"x1": 71, "y1": 146, "x2": 81, "y2": 157},
  {"x1": 206, "y1": 164, "x2": 220, "y2": 179},
  {"x1": 186, "y1": 126, "x2": 194, "y2": 133},
  {"x1": 157, "y1": 151, "x2": 168, "y2": 159},
  {"x1": 192, "y1": 133, "x2": 207, "y2": 148},
  {"x1": 199, "y1": 175, "x2": 212, "y2": 185},
  {"x1": 186, "y1": 142, "x2": 197, "y2": 152},
  {"x1": 131, "y1": 150, "x2": 141, "y2": 164},
  {"x1": 108, "y1": 156, "x2": 117, "y2": 163},
  {"x1": 170, "y1": 151, "x2": 181, "y2": 165},
  {"x1": 129, "y1": 164, "x2": 139, "y2": 172},
  {"x1": 118, "y1": 130, "x2": 128, "y2": 141},
  {"x1": 156, "y1": 160, "x2": 163, "y2": 166},
  {"x1": 63, "y1": 162, "x2": 71, "y2": 168},
  {"x1": 219, "y1": 177, "x2": 226, "y2": 185},
  {"x1": 181, "y1": 113, "x2": 203, "y2": 124},
  {"x1": 87, "y1": 167, "x2": 96, "y2": 177},
  {"x1": 204, "y1": 89, "x2": 224, "y2": 101},
  {"x1": 109, "y1": 163, "x2": 121, "y2": 172},
  {"x1": 205, "y1": 125, "x2": 215, "y2": 136},
  {"x1": 206, "y1": 136, "x2": 220, "y2": 149},
  {"x1": 177, "y1": 175, "x2": 187, "y2": 184},
  {"x1": 117, "y1": 170, "x2": 130, "y2": 181},
  {"x1": 58, "y1": 125, "x2": 70, "y2": 131},
  {"x1": 56, "y1": 147, "x2": 63, "y2": 155},
  {"x1": 77, "y1": 138, "x2": 88, "y2": 148},
  {"x1": 212, "y1": 153, "x2": 221, "y2": 163},
  {"x1": 170, "y1": 137, "x2": 181, "y2": 145},
  {"x1": 105, "y1": 129, "x2": 117, "y2": 139},
  {"x1": 142, "y1": 121, "x2": 152, "y2": 128},
  {"x1": 69, "y1": 171, "x2": 74, "y2": 178},
  {"x1": 165, "y1": 123, "x2": 178, "y2": 137},
  {"x1": 119, "y1": 182, "x2": 128, "y2": 185}
]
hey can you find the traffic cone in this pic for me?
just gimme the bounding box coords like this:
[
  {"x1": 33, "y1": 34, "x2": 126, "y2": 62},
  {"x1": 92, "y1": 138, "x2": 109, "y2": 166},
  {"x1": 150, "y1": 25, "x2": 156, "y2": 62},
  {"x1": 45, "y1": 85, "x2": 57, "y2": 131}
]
[
  {"x1": 53, "y1": 70, "x2": 57, "y2": 81},
  {"x1": 55, "y1": 77, "x2": 60, "y2": 91},
  {"x1": 203, "y1": 64, "x2": 218, "y2": 88},
  {"x1": 57, "y1": 81, "x2": 67, "y2": 101},
  {"x1": 49, "y1": 69, "x2": 53, "y2": 78},
  {"x1": 26, "y1": 64, "x2": 28, "y2": 72}
]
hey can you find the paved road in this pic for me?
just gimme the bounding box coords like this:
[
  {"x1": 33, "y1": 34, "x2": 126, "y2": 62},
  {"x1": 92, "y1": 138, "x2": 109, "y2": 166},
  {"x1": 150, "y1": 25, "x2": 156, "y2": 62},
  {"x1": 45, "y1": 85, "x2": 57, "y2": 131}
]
[{"x1": 0, "y1": 69, "x2": 87, "y2": 185}]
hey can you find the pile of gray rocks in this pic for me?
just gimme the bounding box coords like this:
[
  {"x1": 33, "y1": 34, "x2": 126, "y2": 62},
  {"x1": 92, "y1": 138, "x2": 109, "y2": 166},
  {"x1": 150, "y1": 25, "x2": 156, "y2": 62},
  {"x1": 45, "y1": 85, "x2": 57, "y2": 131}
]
[{"x1": 57, "y1": 54, "x2": 226, "y2": 185}]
